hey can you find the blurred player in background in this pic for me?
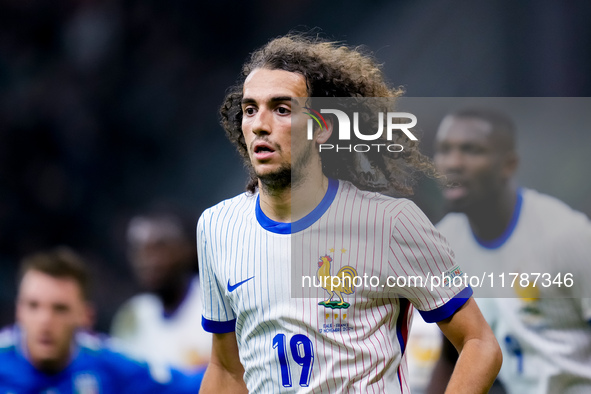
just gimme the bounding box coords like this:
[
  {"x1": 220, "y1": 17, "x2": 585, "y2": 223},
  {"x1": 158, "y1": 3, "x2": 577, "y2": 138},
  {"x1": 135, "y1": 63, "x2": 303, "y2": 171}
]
[
  {"x1": 429, "y1": 108, "x2": 591, "y2": 393},
  {"x1": 197, "y1": 33, "x2": 501, "y2": 393},
  {"x1": 406, "y1": 311, "x2": 444, "y2": 393},
  {"x1": 111, "y1": 206, "x2": 211, "y2": 372},
  {"x1": 0, "y1": 246, "x2": 203, "y2": 392}
]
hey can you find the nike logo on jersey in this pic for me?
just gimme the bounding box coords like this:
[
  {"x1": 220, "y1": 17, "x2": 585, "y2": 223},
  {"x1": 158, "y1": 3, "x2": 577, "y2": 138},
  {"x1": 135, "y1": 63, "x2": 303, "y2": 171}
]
[{"x1": 227, "y1": 276, "x2": 255, "y2": 292}]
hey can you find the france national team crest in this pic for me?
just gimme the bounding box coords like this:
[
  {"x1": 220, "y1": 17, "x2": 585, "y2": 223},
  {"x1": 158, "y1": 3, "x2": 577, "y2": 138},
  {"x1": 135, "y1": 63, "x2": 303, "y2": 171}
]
[{"x1": 316, "y1": 250, "x2": 357, "y2": 310}]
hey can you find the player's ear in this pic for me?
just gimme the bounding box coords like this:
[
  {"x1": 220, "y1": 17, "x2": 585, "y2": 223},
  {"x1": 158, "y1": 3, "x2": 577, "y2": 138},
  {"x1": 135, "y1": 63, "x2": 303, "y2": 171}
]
[
  {"x1": 79, "y1": 301, "x2": 96, "y2": 330},
  {"x1": 315, "y1": 117, "x2": 333, "y2": 144},
  {"x1": 502, "y1": 151, "x2": 519, "y2": 178}
]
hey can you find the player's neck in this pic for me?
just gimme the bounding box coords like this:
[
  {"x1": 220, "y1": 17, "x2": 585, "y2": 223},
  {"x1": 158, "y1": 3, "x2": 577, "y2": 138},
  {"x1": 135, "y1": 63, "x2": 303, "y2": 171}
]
[
  {"x1": 468, "y1": 185, "x2": 518, "y2": 242},
  {"x1": 258, "y1": 170, "x2": 329, "y2": 223},
  {"x1": 32, "y1": 357, "x2": 70, "y2": 374}
]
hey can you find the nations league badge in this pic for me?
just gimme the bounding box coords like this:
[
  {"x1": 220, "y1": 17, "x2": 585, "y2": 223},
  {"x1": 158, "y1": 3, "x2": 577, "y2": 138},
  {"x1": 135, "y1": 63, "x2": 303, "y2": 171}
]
[{"x1": 443, "y1": 266, "x2": 464, "y2": 287}]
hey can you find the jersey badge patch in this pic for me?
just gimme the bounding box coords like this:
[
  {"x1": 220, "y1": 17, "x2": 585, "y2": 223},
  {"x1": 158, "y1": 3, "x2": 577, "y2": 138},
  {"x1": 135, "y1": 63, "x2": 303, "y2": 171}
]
[
  {"x1": 443, "y1": 265, "x2": 463, "y2": 287},
  {"x1": 316, "y1": 252, "x2": 357, "y2": 310}
]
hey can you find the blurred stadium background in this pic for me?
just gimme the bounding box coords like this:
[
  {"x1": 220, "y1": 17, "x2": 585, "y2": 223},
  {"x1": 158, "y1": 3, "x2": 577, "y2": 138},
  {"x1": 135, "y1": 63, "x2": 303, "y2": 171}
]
[{"x1": 1, "y1": 0, "x2": 590, "y2": 332}]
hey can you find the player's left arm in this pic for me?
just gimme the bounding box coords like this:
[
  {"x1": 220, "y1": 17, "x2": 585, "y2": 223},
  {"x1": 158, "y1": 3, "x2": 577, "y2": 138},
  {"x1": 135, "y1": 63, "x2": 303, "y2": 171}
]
[{"x1": 436, "y1": 297, "x2": 502, "y2": 394}]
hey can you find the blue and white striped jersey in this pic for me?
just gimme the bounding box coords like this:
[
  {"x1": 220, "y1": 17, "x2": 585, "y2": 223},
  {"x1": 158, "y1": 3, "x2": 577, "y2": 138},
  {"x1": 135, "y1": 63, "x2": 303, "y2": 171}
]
[{"x1": 198, "y1": 178, "x2": 471, "y2": 393}]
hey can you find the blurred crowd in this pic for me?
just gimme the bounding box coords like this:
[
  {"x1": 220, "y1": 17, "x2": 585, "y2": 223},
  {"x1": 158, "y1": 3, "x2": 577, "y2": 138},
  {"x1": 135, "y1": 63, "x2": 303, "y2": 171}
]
[
  {"x1": 0, "y1": 1, "x2": 240, "y2": 329},
  {"x1": 0, "y1": 0, "x2": 393, "y2": 332}
]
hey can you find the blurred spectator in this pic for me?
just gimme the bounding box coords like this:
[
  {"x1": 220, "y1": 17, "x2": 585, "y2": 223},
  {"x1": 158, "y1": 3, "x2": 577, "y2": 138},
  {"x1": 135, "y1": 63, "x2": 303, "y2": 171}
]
[
  {"x1": 427, "y1": 108, "x2": 591, "y2": 393},
  {"x1": 0, "y1": 246, "x2": 203, "y2": 392},
  {"x1": 111, "y1": 206, "x2": 211, "y2": 372}
]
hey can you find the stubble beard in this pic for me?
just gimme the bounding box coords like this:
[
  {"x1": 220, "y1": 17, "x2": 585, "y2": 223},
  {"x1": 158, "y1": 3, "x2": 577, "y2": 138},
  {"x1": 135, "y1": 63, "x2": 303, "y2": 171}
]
[
  {"x1": 30, "y1": 342, "x2": 70, "y2": 374},
  {"x1": 256, "y1": 144, "x2": 313, "y2": 196}
]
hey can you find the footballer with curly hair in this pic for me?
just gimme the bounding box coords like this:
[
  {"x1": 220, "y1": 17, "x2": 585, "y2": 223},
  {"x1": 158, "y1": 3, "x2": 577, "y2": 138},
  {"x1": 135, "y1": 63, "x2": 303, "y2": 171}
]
[{"x1": 198, "y1": 33, "x2": 501, "y2": 393}]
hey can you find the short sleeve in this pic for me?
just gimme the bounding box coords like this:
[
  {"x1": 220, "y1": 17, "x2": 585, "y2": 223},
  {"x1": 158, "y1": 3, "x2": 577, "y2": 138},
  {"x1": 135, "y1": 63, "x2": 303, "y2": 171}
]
[
  {"x1": 387, "y1": 201, "x2": 472, "y2": 323},
  {"x1": 197, "y1": 212, "x2": 237, "y2": 333}
]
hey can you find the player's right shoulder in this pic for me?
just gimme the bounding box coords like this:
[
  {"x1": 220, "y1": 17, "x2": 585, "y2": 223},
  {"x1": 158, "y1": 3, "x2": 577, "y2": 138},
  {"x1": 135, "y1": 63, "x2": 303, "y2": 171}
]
[
  {"x1": 86, "y1": 335, "x2": 181, "y2": 386},
  {"x1": 0, "y1": 326, "x2": 16, "y2": 352},
  {"x1": 0, "y1": 328, "x2": 21, "y2": 388},
  {"x1": 198, "y1": 192, "x2": 256, "y2": 230},
  {"x1": 77, "y1": 331, "x2": 149, "y2": 368},
  {"x1": 208, "y1": 191, "x2": 255, "y2": 210}
]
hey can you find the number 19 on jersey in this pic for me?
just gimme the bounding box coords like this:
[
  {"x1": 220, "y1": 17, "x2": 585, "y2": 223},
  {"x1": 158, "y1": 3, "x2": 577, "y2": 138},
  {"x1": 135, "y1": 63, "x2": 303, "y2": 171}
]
[{"x1": 272, "y1": 333, "x2": 315, "y2": 387}]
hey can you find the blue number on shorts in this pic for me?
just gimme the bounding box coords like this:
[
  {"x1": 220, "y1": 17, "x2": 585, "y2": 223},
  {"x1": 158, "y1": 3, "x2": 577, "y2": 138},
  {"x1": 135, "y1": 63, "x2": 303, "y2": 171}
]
[
  {"x1": 504, "y1": 335, "x2": 523, "y2": 373},
  {"x1": 272, "y1": 333, "x2": 314, "y2": 387}
]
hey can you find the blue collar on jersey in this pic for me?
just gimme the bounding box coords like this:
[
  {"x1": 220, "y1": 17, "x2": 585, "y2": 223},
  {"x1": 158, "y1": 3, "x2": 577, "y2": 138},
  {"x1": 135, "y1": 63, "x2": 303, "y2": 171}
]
[
  {"x1": 472, "y1": 188, "x2": 523, "y2": 249},
  {"x1": 255, "y1": 178, "x2": 339, "y2": 234}
]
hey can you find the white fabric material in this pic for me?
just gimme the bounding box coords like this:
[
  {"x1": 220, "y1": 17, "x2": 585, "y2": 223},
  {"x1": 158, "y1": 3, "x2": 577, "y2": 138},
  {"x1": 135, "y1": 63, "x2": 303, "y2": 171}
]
[
  {"x1": 437, "y1": 188, "x2": 591, "y2": 394},
  {"x1": 111, "y1": 277, "x2": 211, "y2": 372}
]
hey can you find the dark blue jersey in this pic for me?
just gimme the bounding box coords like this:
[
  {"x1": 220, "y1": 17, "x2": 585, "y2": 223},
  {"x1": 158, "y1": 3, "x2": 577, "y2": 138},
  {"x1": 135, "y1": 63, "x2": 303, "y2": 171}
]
[{"x1": 0, "y1": 326, "x2": 204, "y2": 393}]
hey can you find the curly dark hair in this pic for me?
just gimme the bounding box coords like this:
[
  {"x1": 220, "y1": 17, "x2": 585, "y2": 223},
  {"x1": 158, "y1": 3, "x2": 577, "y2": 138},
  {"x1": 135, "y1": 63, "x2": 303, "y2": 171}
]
[{"x1": 220, "y1": 33, "x2": 435, "y2": 195}]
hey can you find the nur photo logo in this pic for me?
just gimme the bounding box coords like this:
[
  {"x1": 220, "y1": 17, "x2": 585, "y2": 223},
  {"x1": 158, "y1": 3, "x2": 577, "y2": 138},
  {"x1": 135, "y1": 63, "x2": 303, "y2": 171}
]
[{"x1": 304, "y1": 106, "x2": 418, "y2": 153}]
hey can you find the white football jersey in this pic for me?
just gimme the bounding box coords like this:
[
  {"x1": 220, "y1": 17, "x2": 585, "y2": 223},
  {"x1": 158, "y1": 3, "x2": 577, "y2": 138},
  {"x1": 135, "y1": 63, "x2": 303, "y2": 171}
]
[
  {"x1": 198, "y1": 178, "x2": 471, "y2": 393},
  {"x1": 437, "y1": 188, "x2": 591, "y2": 394},
  {"x1": 111, "y1": 277, "x2": 212, "y2": 372}
]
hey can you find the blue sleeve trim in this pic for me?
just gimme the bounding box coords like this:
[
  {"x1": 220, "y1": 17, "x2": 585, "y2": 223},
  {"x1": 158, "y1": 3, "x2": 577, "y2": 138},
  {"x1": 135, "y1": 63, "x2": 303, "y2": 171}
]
[
  {"x1": 202, "y1": 317, "x2": 236, "y2": 333},
  {"x1": 418, "y1": 286, "x2": 473, "y2": 323}
]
